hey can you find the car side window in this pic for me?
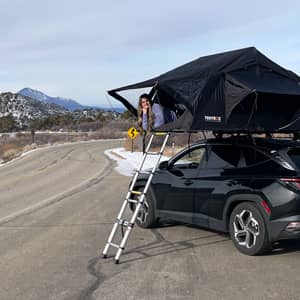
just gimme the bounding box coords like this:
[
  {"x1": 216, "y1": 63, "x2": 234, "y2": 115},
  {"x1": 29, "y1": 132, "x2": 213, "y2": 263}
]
[
  {"x1": 238, "y1": 146, "x2": 287, "y2": 174},
  {"x1": 242, "y1": 147, "x2": 270, "y2": 167},
  {"x1": 206, "y1": 145, "x2": 241, "y2": 169},
  {"x1": 173, "y1": 147, "x2": 206, "y2": 169}
]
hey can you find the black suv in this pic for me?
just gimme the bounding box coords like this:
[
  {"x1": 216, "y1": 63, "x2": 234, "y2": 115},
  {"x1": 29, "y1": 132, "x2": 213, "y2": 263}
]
[{"x1": 132, "y1": 136, "x2": 300, "y2": 255}]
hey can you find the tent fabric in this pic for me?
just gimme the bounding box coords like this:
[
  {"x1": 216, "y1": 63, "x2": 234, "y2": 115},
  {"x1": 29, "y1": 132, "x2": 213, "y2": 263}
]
[{"x1": 108, "y1": 47, "x2": 300, "y2": 132}]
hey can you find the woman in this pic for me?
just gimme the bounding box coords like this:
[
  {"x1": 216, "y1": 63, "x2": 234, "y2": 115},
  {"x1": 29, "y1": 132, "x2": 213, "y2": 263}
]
[
  {"x1": 137, "y1": 93, "x2": 165, "y2": 153},
  {"x1": 137, "y1": 93, "x2": 164, "y2": 132}
]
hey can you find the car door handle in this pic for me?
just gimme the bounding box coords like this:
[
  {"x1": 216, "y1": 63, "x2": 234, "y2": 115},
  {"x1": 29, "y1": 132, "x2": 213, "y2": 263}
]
[
  {"x1": 227, "y1": 180, "x2": 238, "y2": 186},
  {"x1": 184, "y1": 179, "x2": 193, "y2": 186}
]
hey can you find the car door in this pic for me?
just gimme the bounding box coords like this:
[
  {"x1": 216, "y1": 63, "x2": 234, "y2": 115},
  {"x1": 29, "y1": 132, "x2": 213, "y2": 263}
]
[
  {"x1": 155, "y1": 145, "x2": 207, "y2": 223},
  {"x1": 193, "y1": 144, "x2": 242, "y2": 230}
]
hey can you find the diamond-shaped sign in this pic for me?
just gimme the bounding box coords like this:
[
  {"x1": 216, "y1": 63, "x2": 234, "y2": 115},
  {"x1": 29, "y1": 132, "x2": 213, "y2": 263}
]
[{"x1": 127, "y1": 127, "x2": 139, "y2": 139}]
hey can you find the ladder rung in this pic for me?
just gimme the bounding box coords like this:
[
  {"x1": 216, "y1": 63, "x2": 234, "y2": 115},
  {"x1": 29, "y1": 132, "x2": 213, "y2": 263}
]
[
  {"x1": 127, "y1": 199, "x2": 138, "y2": 204},
  {"x1": 139, "y1": 171, "x2": 150, "y2": 175},
  {"x1": 153, "y1": 132, "x2": 167, "y2": 136},
  {"x1": 117, "y1": 219, "x2": 134, "y2": 228},
  {"x1": 139, "y1": 171, "x2": 155, "y2": 176},
  {"x1": 117, "y1": 218, "x2": 128, "y2": 224},
  {"x1": 147, "y1": 151, "x2": 161, "y2": 155},
  {"x1": 109, "y1": 242, "x2": 121, "y2": 249},
  {"x1": 131, "y1": 190, "x2": 142, "y2": 195}
]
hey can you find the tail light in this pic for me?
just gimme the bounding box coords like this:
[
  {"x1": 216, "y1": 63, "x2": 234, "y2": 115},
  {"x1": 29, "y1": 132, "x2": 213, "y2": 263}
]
[
  {"x1": 280, "y1": 178, "x2": 300, "y2": 189},
  {"x1": 261, "y1": 200, "x2": 271, "y2": 215}
]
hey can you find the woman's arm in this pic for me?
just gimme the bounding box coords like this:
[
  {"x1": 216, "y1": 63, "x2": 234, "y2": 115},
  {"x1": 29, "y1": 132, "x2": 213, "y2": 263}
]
[{"x1": 152, "y1": 103, "x2": 165, "y2": 128}]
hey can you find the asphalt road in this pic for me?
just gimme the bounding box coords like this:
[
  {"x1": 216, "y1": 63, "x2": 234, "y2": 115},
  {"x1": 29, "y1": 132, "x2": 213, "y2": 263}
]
[{"x1": 0, "y1": 140, "x2": 299, "y2": 300}]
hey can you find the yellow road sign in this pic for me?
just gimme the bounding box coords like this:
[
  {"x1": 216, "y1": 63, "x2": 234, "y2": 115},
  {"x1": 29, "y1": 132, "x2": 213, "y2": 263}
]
[{"x1": 127, "y1": 127, "x2": 139, "y2": 139}]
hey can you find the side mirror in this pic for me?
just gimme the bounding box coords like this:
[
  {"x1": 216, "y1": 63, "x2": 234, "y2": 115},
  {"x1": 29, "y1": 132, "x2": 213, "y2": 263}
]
[{"x1": 159, "y1": 160, "x2": 169, "y2": 170}]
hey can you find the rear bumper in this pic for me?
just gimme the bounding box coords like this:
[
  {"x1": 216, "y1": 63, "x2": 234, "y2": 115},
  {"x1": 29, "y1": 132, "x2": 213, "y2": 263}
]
[{"x1": 269, "y1": 215, "x2": 300, "y2": 241}]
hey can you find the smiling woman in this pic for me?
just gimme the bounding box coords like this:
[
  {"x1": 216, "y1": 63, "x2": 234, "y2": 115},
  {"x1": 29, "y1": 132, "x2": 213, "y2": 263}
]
[{"x1": 137, "y1": 94, "x2": 165, "y2": 133}]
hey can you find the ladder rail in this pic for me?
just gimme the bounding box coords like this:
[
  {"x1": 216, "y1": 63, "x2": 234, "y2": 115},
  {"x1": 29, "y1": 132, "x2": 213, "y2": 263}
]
[
  {"x1": 136, "y1": 134, "x2": 155, "y2": 172},
  {"x1": 126, "y1": 133, "x2": 155, "y2": 194},
  {"x1": 102, "y1": 132, "x2": 170, "y2": 263}
]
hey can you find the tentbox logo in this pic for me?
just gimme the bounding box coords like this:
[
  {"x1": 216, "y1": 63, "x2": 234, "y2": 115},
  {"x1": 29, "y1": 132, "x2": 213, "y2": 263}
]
[{"x1": 204, "y1": 115, "x2": 222, "y2": 122}]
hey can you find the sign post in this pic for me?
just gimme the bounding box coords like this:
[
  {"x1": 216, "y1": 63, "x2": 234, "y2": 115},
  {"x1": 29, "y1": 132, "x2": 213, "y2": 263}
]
[{"x1": 127, "y1": 127, "x2": 139, "y2": 152}]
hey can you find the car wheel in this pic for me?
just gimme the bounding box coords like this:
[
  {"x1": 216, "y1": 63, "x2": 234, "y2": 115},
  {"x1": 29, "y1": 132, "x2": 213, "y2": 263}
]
[
  {"x1": 229, "y1": 202, "x2": 271, "y2": 255},
  {"x1": 131, "y1": 187, "x2": 156, "y2": 228}
]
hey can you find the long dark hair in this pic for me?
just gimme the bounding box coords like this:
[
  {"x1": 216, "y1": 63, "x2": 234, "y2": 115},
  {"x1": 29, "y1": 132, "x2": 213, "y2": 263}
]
[{"x1": 137, "y1": 94, "x2": 154, "y2": 131}]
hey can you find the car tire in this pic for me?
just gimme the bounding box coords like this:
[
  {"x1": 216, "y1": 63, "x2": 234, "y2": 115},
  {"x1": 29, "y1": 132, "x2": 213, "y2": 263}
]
[
  {"x1": 131, "y1": 187, "x2": 156, "y2": 228},
  {"x1": 229, "y1": 202, "x2": 271, "y2": 255}
]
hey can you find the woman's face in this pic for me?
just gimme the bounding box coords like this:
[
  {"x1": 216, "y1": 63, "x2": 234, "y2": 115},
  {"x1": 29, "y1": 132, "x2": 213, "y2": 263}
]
[{"x1": 141, "y1": 97, "x2": 150, "y2": 110}]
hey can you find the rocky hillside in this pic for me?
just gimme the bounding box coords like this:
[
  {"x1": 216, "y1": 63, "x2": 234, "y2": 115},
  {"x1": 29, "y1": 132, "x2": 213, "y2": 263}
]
[
  {"x1": 19, "y1": 88, "x2": 88, "y2": 111},
  {"x1": 0, "y1": 92, "x2": 68, "y2": 127}
]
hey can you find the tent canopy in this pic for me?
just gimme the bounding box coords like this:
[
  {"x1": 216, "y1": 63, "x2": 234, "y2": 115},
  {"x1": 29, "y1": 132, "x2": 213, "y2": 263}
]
[{"x1": 108, "y1": 47, "x2": 300, "y2": 132}]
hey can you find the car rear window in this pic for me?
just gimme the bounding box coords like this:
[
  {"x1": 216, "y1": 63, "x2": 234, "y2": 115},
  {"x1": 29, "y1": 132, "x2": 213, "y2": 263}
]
[
  {"x1": 242, "y1": 147, "x2": 270, "y2": 166},
  {"x1": 287, "y1": 148, "x2": 300, "y2": 169}
]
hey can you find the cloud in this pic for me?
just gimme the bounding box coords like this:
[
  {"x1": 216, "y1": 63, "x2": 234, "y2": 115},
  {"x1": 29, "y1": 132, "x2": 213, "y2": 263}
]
[{"x1": 0, "y1": 0, "x2": 299, "y2": 105}]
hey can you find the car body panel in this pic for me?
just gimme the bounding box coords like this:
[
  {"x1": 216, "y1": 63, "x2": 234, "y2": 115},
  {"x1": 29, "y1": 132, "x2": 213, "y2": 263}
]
[{"x1": 134, "y1": 136, "x2": 300, "y2": 243}]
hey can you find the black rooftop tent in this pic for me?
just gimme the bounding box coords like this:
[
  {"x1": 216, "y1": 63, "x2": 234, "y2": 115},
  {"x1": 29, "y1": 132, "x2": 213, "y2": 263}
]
[{"x1": 108, "y1": 47, "x2": 300, "y2": 132}]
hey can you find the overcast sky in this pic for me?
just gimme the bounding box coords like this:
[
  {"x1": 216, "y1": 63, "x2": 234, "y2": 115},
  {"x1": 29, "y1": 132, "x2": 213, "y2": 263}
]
[{"x1": 0, "y1": 0, "x2": 299, "y2": 108}]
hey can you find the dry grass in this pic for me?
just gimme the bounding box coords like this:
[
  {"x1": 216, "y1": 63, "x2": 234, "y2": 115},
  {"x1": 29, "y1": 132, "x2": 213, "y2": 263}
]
[
  {"x1": 123, "y1": 132, "x2": 208, "y2": 155},
  {"x1": 1, "y1": 148, "x2": 21, "y2": 161},
  {"x1": 0, "y1": 142, "x2": 39, "y2": 162},
  {"x1": 0, "y1": 143, "x2": 22, "y2": 162},
  {"x1": 0, "y1": 121, "x2": 209, "y2": 162},
  {"x1": 0, "y1": 120, "x2": 130, "y2": 162},
  {"x1": 2, "y1": 128, "x2": 290, "y2": 163}
]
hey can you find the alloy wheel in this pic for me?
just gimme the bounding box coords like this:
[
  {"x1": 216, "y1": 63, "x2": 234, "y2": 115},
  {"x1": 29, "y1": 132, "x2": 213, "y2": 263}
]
[
  {"x1": 136, "y1": 197, "x2": 149, "y2": 224},
  {"x1": 233, "y1": 209, "x2": 260, "y2": 249}
]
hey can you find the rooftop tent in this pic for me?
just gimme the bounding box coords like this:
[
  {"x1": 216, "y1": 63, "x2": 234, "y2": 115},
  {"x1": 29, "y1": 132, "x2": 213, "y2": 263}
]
[{"x1": 108, "y1": 47, "x2": 300, "y2": 132}]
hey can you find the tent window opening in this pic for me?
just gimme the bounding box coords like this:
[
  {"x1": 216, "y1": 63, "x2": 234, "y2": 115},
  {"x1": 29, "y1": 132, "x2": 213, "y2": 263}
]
[{"x1": 152, "y1": 90, "x2": 182, "y2": 126}]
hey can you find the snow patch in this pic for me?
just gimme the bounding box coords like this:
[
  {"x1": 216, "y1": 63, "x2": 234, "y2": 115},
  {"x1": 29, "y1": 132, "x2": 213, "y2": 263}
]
[{"x1": 104, "y1": 148, "x2": 169, "y2": 177}]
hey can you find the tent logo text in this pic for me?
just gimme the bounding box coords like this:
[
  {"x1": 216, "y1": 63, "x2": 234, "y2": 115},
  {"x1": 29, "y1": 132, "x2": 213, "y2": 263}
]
[{"x1": 204, "y1": 115, "x2": 222, "y2": 122}]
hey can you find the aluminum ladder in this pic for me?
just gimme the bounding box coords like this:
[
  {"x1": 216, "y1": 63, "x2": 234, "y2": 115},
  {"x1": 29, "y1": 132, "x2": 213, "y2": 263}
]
[{"x1": 102, "y1": 132, "x2": 170, "y2": 264}]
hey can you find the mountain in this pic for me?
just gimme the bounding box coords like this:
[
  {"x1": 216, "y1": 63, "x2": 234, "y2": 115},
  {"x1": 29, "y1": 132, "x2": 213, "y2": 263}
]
[
  {"x1": 0, "y1": 92, "x2": 68, "y2": 127},
  {"x1": 100, "y1": 106, "x2": 126, "y2": 113},
  {"x1": 18, "y1": 88, "x2": 88, "y2": 111},
  {"x1": 18, "y1": 88, "x2": 127, "y2": 113}
]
